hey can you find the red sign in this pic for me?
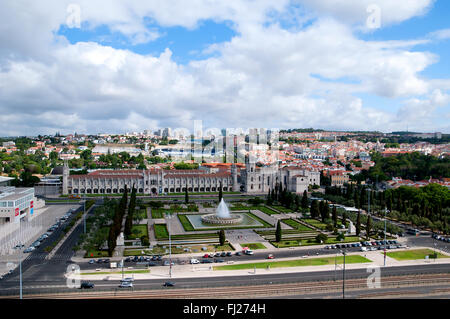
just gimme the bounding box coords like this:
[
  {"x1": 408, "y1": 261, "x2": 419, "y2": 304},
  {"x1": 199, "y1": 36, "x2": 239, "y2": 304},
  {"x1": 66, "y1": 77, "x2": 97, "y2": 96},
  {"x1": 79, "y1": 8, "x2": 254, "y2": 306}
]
[
  {"x1": 30, "y1": 201, "x2": 34, "y2": 208},
  {"x1": 15, "y1": 208, "x2": 19, "y2": 217}
]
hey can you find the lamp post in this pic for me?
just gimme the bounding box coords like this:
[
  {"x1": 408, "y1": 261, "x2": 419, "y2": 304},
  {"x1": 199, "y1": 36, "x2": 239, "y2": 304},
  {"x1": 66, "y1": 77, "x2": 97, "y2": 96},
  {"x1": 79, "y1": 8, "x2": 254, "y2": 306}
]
[
  {"x1": 342, "y1": 250, "x2": 346, "y2": 299},
  {"x1": 166, "y1": 212, "x2": 172, "y2": 278},
  {"x1": 19, "y1": 216, "x2": 23, "y2": 300},
  {"x1": 83, "y1": 195, "x2": 86, "y2": 234},
  {"x1": 384, "y1": 207, "x2": 387, "y2": 267}
]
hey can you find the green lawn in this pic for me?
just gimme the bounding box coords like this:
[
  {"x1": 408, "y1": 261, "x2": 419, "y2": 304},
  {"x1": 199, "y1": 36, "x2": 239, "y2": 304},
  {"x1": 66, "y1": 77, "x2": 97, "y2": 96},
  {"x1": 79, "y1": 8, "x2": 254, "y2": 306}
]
[
  {"x1": 272, "y1": 205, "x2": 293, "y2": 213},
  {"x1": 242, "y1": 243, "x2": 266, "y2": 250},
  {"x1": 385, "y1": 249, "x2": 450, "y2": 261},
  {"x1": 271, "y1": 236, "x2": 361, "y2": 248},
  {"x1": 134, "y1": 209, "x2": 148, "y2": 220},
  {"x1": 258, "y1": 206, "x2": 280, "y2": 215},
  {"x1": 151, "y1": 209, "x2": 165, "y2": 219},
  {"x1": 127, "y1": 225, "x2": 149, "y2": 240},
  {"x1": 84, "y1": 250, "x2": 110, "y2": 258},
  {"x1": 282, "y1": 219, "x2": 314, "y2": 232},
  {"x1": 302, "y1": 218, "x2": 328, "y2": 230},
  {"x1": 177, "y1": 214, "x2": 195, "y2": 231},
  {"x1": 153, "y1": 224, "x2": 169, "y2": 239},
  {"x1": 214, "y1": 255, "x2": 372, "y2": 270}
]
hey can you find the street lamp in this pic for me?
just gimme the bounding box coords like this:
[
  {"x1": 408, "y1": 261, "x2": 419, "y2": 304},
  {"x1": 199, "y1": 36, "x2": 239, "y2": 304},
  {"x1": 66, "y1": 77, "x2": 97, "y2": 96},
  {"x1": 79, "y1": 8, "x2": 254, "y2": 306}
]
[
  {"x1": 341, "y1": 250, "x2": 346, "y2": 299},
  {"x1": 165, "y1": 212, "x2": 173, "y2": 278},
  {"x1": 384, "y1": 207, "x2": 387, "y2": 267}
]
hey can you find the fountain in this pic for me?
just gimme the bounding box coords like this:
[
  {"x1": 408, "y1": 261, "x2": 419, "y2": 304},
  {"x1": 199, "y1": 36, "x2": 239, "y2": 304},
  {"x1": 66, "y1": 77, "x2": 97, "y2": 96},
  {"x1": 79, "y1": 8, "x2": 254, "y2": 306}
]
[{"x1": 201, "y1": 199, "x2": 243, "y2": 225}]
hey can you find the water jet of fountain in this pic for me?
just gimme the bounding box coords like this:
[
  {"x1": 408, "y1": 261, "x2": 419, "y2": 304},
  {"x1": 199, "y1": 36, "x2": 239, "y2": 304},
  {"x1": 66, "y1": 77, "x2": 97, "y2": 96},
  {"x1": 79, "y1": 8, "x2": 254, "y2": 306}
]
[{"x1": 216, "y1": 198, "x2": 231, "y2": 218}]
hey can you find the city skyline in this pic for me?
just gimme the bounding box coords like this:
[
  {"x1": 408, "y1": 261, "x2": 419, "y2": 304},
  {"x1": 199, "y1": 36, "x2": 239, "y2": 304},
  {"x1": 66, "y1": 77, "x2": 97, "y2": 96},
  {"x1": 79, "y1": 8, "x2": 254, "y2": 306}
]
[{"x1": 1, "y1": 1, "x2": 449, "y2": 136}]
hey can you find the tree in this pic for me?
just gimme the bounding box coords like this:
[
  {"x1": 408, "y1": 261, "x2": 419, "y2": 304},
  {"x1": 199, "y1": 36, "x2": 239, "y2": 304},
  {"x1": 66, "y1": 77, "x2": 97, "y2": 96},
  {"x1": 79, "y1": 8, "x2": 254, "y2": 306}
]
[
  {"x1": 366, "y1": 215, "x2": 372, "y2": 240},
  {"x1": 218, "y1": 181, "x2": 223, "y2": 202},
  {"x1": 301, "y1": 190, "x2": 308, "y2": 209},
  {"x1": 310, "y1": 200, "x2": 319, "y2": 219},
  {"x1": 218, "y1": 229, "x2": 226, "y2": 246},
  {"x1": 356, "y1": 211, "x2": 361, "y2": 236},
  {"x1": 275, "y1": 220, "x2": 282, "y2": 242},
  {"x1": 316, "y1": 233, "x2": 328, "y2": 243},
  {"x1": 185, "y1": 187, "x2": 189, "y2": 204},
  {"x1": 332, "y1": 206, "x2": 338, "y2": 228}
]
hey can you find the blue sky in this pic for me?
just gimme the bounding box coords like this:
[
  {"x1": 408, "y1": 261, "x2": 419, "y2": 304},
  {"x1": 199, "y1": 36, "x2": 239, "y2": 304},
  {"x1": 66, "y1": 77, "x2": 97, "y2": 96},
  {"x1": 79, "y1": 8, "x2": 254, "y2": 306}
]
[
  {"x1": 58, "y1": 19, "x2": 237, "y2": 65},
  {"x1": 0, "y1": 0, "x2": 449, "y2": 135}
]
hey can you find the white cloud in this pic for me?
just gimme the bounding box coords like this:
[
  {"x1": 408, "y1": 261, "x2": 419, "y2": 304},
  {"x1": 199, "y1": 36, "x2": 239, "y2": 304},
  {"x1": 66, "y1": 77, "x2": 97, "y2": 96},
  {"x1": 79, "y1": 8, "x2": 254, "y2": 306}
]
[{"x1": 0, "y1": 0, "x2": 448, "y2": 135}]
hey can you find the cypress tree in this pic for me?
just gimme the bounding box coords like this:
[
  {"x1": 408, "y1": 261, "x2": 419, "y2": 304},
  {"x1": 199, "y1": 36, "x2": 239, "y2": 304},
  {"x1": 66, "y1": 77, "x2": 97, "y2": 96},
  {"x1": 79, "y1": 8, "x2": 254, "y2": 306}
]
[
  {"x1": 311, "y1": 200, "x2": 319, "y2": 219},
  {"x1": 218, "y1": 229, "x2": 226, "y2": 246},
  {"x1": 185, "y1": 187, "x2": 189, "y2": 204},
  {"x1": 275, "y1": 220, "x2": 282, "y2": 242},
  {"x1": 356, "y1": 211, "x2": 361, "y2": 236},
  {"x1": 218, "y1": 181, "x2": 223, "y2": 202},
  {"x1": 366, "y1": 215, "x2": 372, "y2": 240},
  {"x1": 301, "y1": 190, "x2": 308, "y2": 209},
  {"x1": 332, "y1": 206, "x2": 338, "y2": 228}
]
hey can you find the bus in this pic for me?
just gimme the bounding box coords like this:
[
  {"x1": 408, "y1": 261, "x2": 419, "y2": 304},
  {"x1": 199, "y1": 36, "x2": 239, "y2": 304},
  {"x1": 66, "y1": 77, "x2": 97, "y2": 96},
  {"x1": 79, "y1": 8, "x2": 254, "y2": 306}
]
[{"x1": 406, "y1": 228, "x2": 420, "y2": 236}]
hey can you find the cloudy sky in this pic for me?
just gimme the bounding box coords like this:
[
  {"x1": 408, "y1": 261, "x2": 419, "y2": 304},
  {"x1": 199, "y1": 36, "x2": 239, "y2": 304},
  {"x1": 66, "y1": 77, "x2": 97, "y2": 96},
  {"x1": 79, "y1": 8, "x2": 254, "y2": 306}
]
[{"x1": 0, "y1": 0, "x2": 449, "y2": 136}]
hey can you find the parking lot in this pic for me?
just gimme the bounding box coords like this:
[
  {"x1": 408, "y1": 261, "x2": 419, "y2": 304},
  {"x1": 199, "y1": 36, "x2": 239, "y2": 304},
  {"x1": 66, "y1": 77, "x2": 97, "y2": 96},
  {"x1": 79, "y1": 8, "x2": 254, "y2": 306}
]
[{"x1": 0, "y1": 204, "x2": 81, "y2": 277}]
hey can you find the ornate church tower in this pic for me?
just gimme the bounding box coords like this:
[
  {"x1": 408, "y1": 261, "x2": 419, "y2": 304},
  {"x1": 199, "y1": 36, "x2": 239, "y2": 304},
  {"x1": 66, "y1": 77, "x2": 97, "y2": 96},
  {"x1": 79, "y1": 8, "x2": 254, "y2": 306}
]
[
  {"x1": 62, "y1": 160, "x2": 69, "y2": 195},
  {"x1": 231, "y1": 164, "x2": 239, "y2": 192}
]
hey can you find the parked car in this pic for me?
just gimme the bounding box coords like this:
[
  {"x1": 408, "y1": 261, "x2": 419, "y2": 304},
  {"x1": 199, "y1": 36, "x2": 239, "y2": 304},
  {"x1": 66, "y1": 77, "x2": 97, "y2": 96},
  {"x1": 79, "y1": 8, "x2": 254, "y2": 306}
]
[
  {"x1": 220, "y1": 252, "x2": 226, "y2": 257},
  {"x1": 124, "y1": 257, "x2": 131, "y2": 262},
  {"x1": 214, "y1": 259, "x2": 225, "y2": 263},
  {"x1": 24, "y1": 247, "x2": 35, "y2": 253},
  {"x1": 190, "y1": 258, "x2": 200, "y2": 264},
  {"x1": 103, "y1": 259, "x2": 110, "y2": 263},
  {"x1": 88, "y1": 259, "x2": 95, "y2": 264},
  {"x1": 121, "y1": 277, "x2": 134, "y2": 282},
  {"x1": 214, "y1": 252, "x2": 221, "y2": 257},
  {"x1": 148, "y1": 262, "x2": 157, "y2": 267},
  {"x1": 163, "y1": 260, "x2": 174, "y2": 266},
  {"x1": 203, "y1": 254, "x2": 209, "y2": 258},
  {"x1": 201, "y1": 259, "x2": 213, "y2": 263},
  {"x1": 226, "y1": 252, "x2": 232, "y2": 257},
  {"x1": 267, "y1": 254, "x2": 274, "y2": 259},
  {"x1": 244, "y1": 250, "x2": 254, "y2": 255},
  {"x1": 80, "y1": 282, "x2": 95, "y2": 289},
  {"x1": 235, "y1": 252, "x2": 242, "y2": 256}
]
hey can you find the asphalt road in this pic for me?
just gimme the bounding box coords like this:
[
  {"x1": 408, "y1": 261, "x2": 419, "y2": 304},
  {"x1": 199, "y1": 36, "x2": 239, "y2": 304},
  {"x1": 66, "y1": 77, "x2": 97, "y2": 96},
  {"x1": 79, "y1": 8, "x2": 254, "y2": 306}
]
[{"x1": 1, "y1": 199, "x2": 449, "y2": 298}]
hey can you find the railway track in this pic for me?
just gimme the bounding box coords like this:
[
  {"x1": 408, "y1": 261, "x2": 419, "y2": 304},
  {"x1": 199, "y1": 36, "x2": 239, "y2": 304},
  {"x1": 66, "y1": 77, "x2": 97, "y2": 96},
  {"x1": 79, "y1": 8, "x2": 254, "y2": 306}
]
[{"x1": 8, "y1": 273, "x2": 450, "y2": 299}]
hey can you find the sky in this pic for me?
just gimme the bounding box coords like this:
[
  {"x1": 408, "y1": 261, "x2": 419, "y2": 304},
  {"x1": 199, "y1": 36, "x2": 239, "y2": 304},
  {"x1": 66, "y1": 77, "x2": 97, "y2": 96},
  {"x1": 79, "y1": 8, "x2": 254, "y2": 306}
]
[{"x1": 0, "y1": 0, "x2": 449, "y2": 136}]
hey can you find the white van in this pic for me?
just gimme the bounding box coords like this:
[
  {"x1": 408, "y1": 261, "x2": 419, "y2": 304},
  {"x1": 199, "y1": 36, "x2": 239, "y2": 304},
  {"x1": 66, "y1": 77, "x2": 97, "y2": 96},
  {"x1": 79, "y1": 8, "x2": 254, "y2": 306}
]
[
  {"x1": 360, "y1": 247, "x2": 367, "y2": 252},
  {"x1": 244, "y1": 250, "x2": 254, "y2": 255},
  {"x1": 190, "y1": 258, "x2": 200, "y2": 264}
]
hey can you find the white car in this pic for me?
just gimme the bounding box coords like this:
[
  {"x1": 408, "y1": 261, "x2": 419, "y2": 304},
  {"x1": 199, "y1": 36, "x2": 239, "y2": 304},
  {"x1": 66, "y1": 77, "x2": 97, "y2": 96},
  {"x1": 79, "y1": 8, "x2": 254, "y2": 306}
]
[
  {"x1": 190, "y1": 258, "x2": 200, "y2": 264},
  {"x1": 360, "y1": 247, "x2": 367, "y2": 252},
  {"x1": 121, "y1": 277, "x2": 134, "y2": 282},
  {"x1": 119, "y1": 281, "x2": 133, "y2": 288}
]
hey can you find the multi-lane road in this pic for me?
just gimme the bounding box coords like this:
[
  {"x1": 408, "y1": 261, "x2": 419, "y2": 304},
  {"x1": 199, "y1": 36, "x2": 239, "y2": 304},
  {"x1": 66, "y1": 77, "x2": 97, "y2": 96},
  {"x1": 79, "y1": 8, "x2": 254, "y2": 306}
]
[{"x1": 1, "y1": 200, "x2": 449, "y2": 298}]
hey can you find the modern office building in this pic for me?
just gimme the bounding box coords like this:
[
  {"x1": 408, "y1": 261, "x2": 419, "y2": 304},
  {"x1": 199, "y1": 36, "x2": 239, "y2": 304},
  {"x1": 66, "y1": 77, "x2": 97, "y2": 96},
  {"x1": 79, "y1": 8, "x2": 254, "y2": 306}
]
[{"x1": 0, "y1": 187, "x2": 37, "y2": 225}]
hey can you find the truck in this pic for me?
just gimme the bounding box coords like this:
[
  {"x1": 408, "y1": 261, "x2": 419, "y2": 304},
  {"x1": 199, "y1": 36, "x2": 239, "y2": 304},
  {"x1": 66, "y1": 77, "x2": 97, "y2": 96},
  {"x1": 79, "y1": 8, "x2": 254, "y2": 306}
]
[{"x1": 110, "y1": 262, "x2": 117, "y2": 269}]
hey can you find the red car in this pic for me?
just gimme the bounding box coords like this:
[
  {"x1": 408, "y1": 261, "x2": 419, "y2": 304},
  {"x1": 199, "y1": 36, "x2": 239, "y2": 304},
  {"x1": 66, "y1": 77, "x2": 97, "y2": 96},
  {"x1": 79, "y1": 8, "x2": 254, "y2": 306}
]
[
  {"x1": 203, "y1": 254, "x2": 209, "y2": 258},
  {"x1": 267, "y1": 254, "x2": 274, "y2": 259}
]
